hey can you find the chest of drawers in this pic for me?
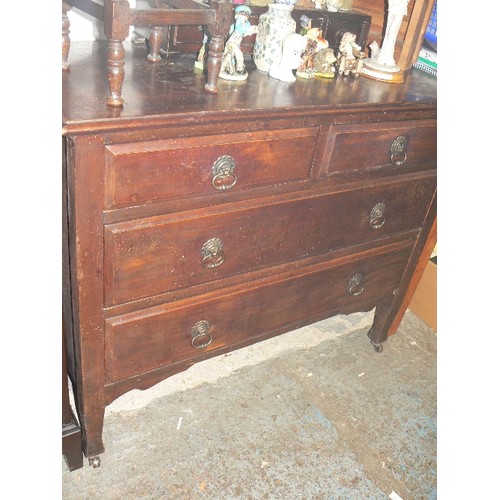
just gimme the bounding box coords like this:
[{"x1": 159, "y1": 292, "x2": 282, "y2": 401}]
[{"x1": 63, "y1": 42, "x2": 436, "y2": 466}]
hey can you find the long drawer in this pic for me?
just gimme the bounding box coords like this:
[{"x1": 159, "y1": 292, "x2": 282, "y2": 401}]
[
  {"x1": 104, "y1": 128, "x2": 318, "y2": 209},
  {"x1": 105, "y1": 244, "x2": 412, "y2": 383},
  {"x1": 104, "y1": 175, "x2": 435, "y2": 306}
]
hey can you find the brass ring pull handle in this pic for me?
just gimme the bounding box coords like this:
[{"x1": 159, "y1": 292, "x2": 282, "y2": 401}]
[
  {"x1": 369, "y1": 202, "x2": 386, "y2": 229},
  {"x1": 211, "y1": 155, "x2": 237, "y2": 191},
  {"x1": 390, "y1": 136, "x2": 408, "y2": 166},
  {"x1": 348, "y1": 273, "x2": 365, "y2": 296},
  {"x1": 190, "y1": 320, "x2": 213, "y2": 349},
  {"x1": 201, "y1": 237, "x2": 224, "y2": 268}
]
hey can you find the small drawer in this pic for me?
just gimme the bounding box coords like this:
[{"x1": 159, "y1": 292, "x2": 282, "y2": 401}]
[
  {"x1": 104, "y1": 245, "x2": 412, "y2": 383},
  {"x1": 327, "y1": 122, "x2": 436, "y2": 176},
  {"x1": 104, "y1": 176, "x2": 435, "y2": 306},
  {"x1": 104, "y1": 128, "x2": 318, "y2": 209}
]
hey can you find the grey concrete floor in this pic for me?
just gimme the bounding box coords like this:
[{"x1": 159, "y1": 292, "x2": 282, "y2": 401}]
[{"x1": 62, "y1": 310, "x2": 436, "y2": 499}]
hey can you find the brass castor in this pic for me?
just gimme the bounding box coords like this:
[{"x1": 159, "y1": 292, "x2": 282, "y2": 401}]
[
  {"x1": 371, "y1": 340, "x2": 383, "y2": 353},
  {"x1": 88, "y1": 456, "x2": 101, "y2": 468}
]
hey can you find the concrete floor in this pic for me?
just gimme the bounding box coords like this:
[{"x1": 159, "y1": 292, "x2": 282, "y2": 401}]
[{"x1": 62, "y1": 310, "x2": 436, "y2": 499}]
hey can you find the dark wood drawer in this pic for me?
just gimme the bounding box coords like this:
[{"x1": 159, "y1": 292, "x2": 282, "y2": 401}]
[
  {"x1": 104, "y1": 128, "x2": 318, "y2": 209},
  {"x1": 326, "y1": 122, "x2": 436, "y2": 177},
  {"x1": 104, "y1": 176, "x2": 435, "y2": 306},
  {"x1": 104, "y1": 244, "x2": 412, "y2": 383}
]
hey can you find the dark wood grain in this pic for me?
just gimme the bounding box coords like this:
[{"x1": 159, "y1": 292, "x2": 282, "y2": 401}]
[
  {"x1": 63, "y1": 41, "x2": 436, "y2": 465},
  {"x1": 105, "y1": 244, "x2": 412, "y2": 383},
  {"x1": 103, "y1": 127, "x2": 318, "y2": 209},
  {"x1": 327, "y1": 122, "x2": 436, "y2": 174},
  {"x1": 62, "y1": 42, "x2": 437, "y2": 132},
  {"x1": 104, "y1": 176, "x2": 435, "y2": 306},
  {"x1": 66, "y1": 135, "x2": 107, "y2": 460},
  {"x1": 104, "y1": 237, "x2": 414, "y2": 402}
]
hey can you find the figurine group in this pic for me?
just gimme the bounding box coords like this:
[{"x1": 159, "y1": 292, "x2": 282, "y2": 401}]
[
  {"x1": 196, "y1": 3, "x2": 366, "y2": 83},
  {"x1": 271, "y1": 20, "x2": 365, "y2": 83}
]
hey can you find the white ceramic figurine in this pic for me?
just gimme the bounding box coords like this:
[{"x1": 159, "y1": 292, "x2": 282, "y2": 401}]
[
  {"x1": 377, "y1": 0, "x2": 409, "y2": 67},
  {"x1": 268, "y1": 33, "x2": 307, "y2": 83},
  {"x1": 360, "y1": 0, "x2": 409, "y2": 83}
]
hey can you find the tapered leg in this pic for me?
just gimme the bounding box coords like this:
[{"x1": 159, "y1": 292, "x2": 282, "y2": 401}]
[
  {"x1": 80, "y1": 403, "x2": 106, "y2": 467},
  {"x1": 367, "y1": 303, "x2": 393, "y2": 352},
  {"x1": 147, "y1": 26, "x2": 163, "y2": 63},
  {"x1": 62, "y1": 2, "x2": 71, "y2": 71}
]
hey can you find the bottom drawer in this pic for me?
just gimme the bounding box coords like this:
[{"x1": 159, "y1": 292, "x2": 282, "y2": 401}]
[{"x1": 105, "y1": 245, "x2": 411, "y2": 383}]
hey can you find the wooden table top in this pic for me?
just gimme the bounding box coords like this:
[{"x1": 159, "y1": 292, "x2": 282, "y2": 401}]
[{"x1": 62, "y1": 41, "x2": 437, "y2": 133}]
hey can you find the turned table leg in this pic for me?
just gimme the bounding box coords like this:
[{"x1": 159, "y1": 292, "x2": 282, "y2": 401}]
[
  {"x1": 106, "y1": 40, "x2": 126, "y2": 107},
  {"x1": 104, "y1": 0, "x2": 130, "y2": 107},
  {"x1": 147, "y1": 26, "x2": 164, "y2": 63},
  {"x1": 62, "y1": 2, "x2": 71, "y2": 71},
  {"x1": 205, "y1": 34, "x2": 225, "y2": 93},
  {"x1": 205, "y1": 0, "x2": 233, "y2": 93}
]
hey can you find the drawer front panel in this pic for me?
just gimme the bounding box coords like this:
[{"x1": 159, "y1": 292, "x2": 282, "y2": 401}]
[
  {"x1": 105, "y1": 176, "x2": 435, "y2": 306},
  {"x1": 105, "y1": 246, "x2": 412, "y2": 383},
  {"x1": 328, "y1": 123, "x2": 436, "y2": 175},
  {"x1": 104, "y1": 128, "x2": 318, "y2": 209}
]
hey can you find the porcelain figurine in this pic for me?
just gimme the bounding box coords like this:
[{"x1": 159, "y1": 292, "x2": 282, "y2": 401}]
[
  {"x1": 268, "y1": 33, "x2": 307, "y2": 83},
  {"x1": 313, "y1": 48, "x2": 337, "y2": 78},
  {"x1": 360, "y1": 0, "x2": 409, "y2": 83},
  {"x1": 219, "y1": 5, "x2": 258, "y2": 81},
  {"x1": 376, "y1": 0, "x2": 409, "y2": 67},
  {"x1": 336, "y1": 32, "x2": 365, "y2": 76},
  {"x1": 296, "y1": 27, "x2": 329, "y2": 79}
]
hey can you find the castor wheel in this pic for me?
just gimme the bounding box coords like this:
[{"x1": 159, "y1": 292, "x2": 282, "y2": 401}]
[
  {"x1": 371, "y1": 340, "x2": 383, "y2": 353},
  {"x1": 88, "y1": 456, "x2": 101, "y2": 468}
]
